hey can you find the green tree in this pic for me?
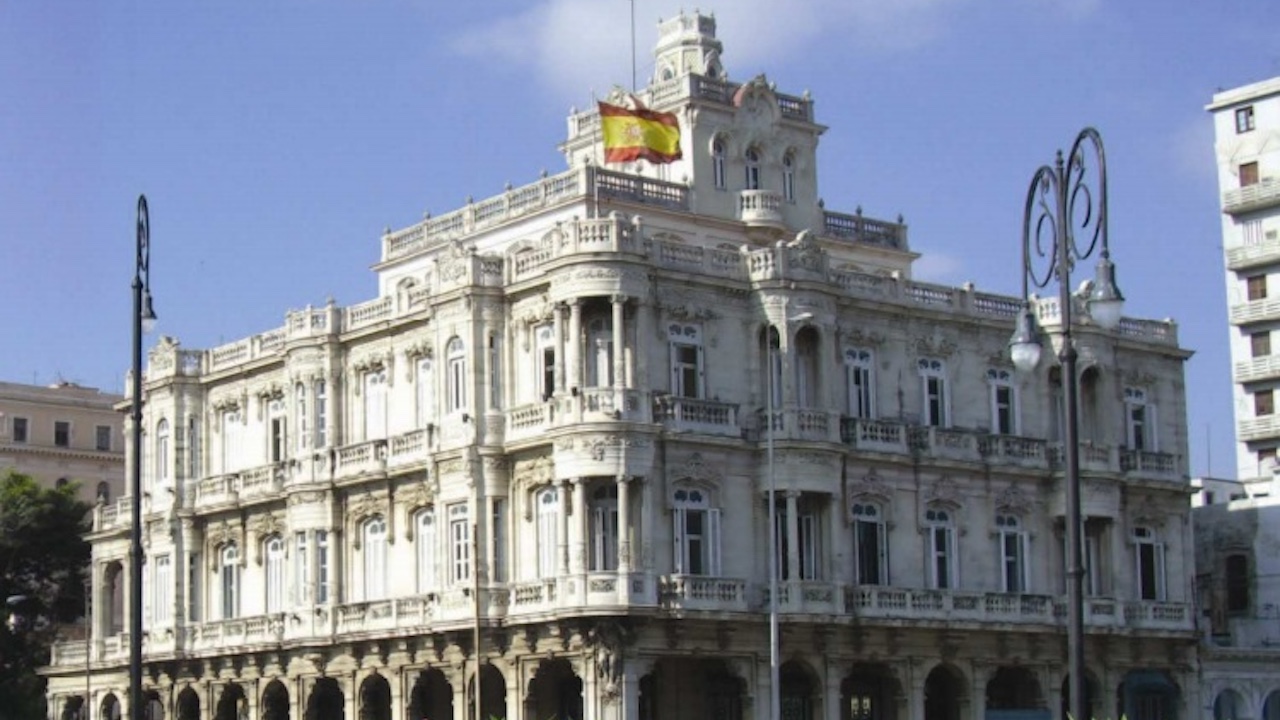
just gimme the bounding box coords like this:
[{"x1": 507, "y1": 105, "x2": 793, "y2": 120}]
[{"x1": 0, "y1": 470, "x2": 92, "y2": 720}]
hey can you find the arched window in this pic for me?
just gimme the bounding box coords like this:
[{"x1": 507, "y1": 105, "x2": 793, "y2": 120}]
[
  {"x1": 96, "y1": 481, "x2": 111, "y2": 504},
  {"x1": 364, "y1": 369, "x2": 388, "y2": 440},
  {"x1": 782, "y1": 151, "x2": 795, "y2": 202},
  {"x1": 744, "y1": 147, "x2": 761, "y2": 190},
  {"x1": 416, "y1": 508, "x2": 437, "y2": 594},
  {"x1": 851, "y1": 501, "x2": 887, "y2": 585},
  {"x1": 672, "y1": 485, "x2": 721, "y2": 575},
  {"x1": 447, "y1": 338, "x2": 467, "y2": 412},
  {"x1": 794, "y1": 327, "x2": 819, "y2": 409},
  {"x1": 536, "y1": 487, "x2": 559, "y2": 578},
  {"x1": 712, "y1": 138, "x2": 727, "y2": 189},
  {"x1": 924, "y1": 507, "x2": 956, "y2": 589},
  {"x1": 762, "y1": 326, "x2": 782, "y2": 410},
  {"x1": 416, "y1": 357, "x2": 435, "y2": 427},
  {"x1": 155, "y1": 419, "x2": 170, "y2": 484},
  {"x1": 590, "y1": 484, "x2": 619, "y2": 571},
  {"x1": 220, "y1": 544, "x2": 240, "y2": 619},
  {"x1": 264, "y1": 536, "x2": 285, "y2": 613},
  {"x1": 55, "y1": 477, "x2": 69, "y2": 489},
  {"x1": 996, "y1": 513, "x2": 1027, "y2": 593},
  {"x1": 363, "y1": 516, "x2": 388, "y2": 600}
]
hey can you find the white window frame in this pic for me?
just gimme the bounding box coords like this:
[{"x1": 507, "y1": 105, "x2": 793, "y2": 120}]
[
  {"x1": 712, "y1": 138, "x2": 727, "y2": 189},
  {"x1": 668, "y1": 323, "x2": 705, "y2": 399},
  {"x1": 996, "y1": 514, "x2": 1028, "y2": 593},
  {"x1": 220, "y1": 544, "x2": 240, "y2": 620},
  {"x1": 672, "y1": 486, "x2": 721, "y2": 576},
  {"x1": 799, "y1": 508, "x2": 822, "y2": 580},
  {"x1": 153, "y1": 554, "x2": 171, "y2": 625},
  {"x1": 314, "y1": 381, "x2": 328, "y2": 448},
  {"x1": 295, "y1": 382, "x2": 309, "y2": 453},
  {"x1": 535, "y1": 325, "x2": 556, "y2": 401},
  {"x1": 536, "y1": 487, "x2": 559, "y2": 578},
  {"x1": 851, "y1": 501, "x2": 887, "y2": 585},
  {"x1": 844, "y1": 348, "x2": 876, "y2": 419},
  {"x1": 488, "y1": 334, "x2": 502, "y2": 410},
  {"x1": 155, "y1": 419, "x2": 170, "y2": 485},
  {"x1": 448, "y1": 504, "x2": 471, "y2": 585},
  {"x1": 744, "y1": 147, "x2": 761, "y2": 190},
  {"x1": 782, "y1": 151, "x2": 796, "y2": 202},
  {"x1": 987, "y1": 369, "x2": 1019, "y2": 435},
  {"x1": 447, "y1": 338, "x2": 467, "y2": 413},
  {"x1": 591, "y1": 485, "x2": 619, "y2": 572},
  {"x1": 364, "y1": 369, "x2": 388, "y2": 440},
  {"x1": 1124, "y1": 387, "x2": 1158, "y2": 451},
  {"x1": 415, "y1": 508, "x2": 437, "y2": 594},
  {"x1": 918, "y1": 358, "x2": 950, "y2": 427},
  {"x1": 221, "y1": 410, "x2": 242, "y2": 473},
  {"x1": 492, "y1": 499, "x2": 507, "y2": 583},
  {"x1": 294, "y1": 532, "x2": 310, "y2": 606},
  {"x1": 1133, "y1": 526, "x2": 1166, "y2": 601},
  {"x1": 268, "y1": 398, "x2": 287, "y2": 463},
  {"x1": 924, "y1": 507, "x2": 957, "y2": 590},
  {"x1": 586, "y1": 317, "x2": 614, "y2": 388},
  {"x1": 186, "y1": 552, "x2": 200, "y2": 622},
  {"x1": 264, "y1": 536, "x2": 285, "y2": 613},
  {"x1": 315, "y1": 530, "x2": 330, "y2": 604},
  {"x1": 1236, "y1": 105, "x2": 1256, "y2": 134},
  {"x1": 362, "y1": 516, "x2": 388, "y2": 601},
  {"x1": 794, "y1": 332, "x2": 818, "y2": 409}
]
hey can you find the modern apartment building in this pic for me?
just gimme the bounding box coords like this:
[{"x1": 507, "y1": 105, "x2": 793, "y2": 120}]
[
  {"x1": 1197, "y1": 76, "x2": 1280, "y2": 720},
  {"x1": 0, "y1": 380, "x2": 124, "y2": 506},
  {"x1": 45, "y1": 12, "x2": 1198, "y2": 720}
]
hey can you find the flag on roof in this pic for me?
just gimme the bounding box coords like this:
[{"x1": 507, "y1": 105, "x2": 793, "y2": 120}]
[{"x1": 598, "y1": 101, "x2": 682, "y2": 164}]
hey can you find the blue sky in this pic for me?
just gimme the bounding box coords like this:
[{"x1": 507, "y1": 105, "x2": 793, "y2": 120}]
[{"x1": 2, "y1": 0, "x2": 1277, "y2": 478}]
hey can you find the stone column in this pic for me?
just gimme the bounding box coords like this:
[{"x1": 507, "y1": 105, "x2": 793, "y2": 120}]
[
  {"x1": 611, "y1": 296, "x2": 626, "y2": 390},
  {"x1": 559, "y1": 479, "x2": 572, "y2": 576},
  {"x1": 969, "y1": 663, "x2": 989, "y2": 720},
  {"x1": 635, "y1": 300, "x2": 654, "y2": 403},
  {"x1": 554, "y1": 303, "x2": 567, "y2": 395},
  {"x1": 567, "y1": 301, "x2": 583, "y2": 392},
  {"x1": 617, "y1": 476, "x2": 632, "y2": 574},
  {"x1": 572, "y1": 478, "x2": 588, "y2": 575},
  {"x1": 822, "y1": 660, "x2": 841, "y2": 720},
  {"x1": 903, "y1": 659, "x2": 925, "y2": 720}
]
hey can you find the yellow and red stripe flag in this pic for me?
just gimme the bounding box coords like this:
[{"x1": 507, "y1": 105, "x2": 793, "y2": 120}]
[{"x1": 598, "y1": 101, "x2": 682, "y2": 164}]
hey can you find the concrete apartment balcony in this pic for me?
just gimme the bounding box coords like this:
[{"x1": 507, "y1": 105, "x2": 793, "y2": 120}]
[
  {"x1": 1229, "y1": 297, "x2": 1280, "y2": 325},
  {"x1": 1227, "y1": 236, "x2": 1280, "y2": 271},
  {"x1": 1239, "y1": 414, "x2": 1280, "y2": 442},
  {"x1": 654, "y1": 395, "x2": 741, "y2": 437},
  {"x1": 1223, "y1": 178, "x2": 1280, "y2": 216},
  {"x1": 658, "y1": 575, "x2": 750, "y2": 613},
  {"x1": 738, "y1": 189, "x2": 785, "y2": 228},
  {"x1": 1235, "y1": 355, "x2": 1280, "y2": 383}
]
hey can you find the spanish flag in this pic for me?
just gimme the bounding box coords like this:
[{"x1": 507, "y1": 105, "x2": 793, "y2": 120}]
[{"x1": 598, "y1": 101, "x2": 682, "y2": 164}]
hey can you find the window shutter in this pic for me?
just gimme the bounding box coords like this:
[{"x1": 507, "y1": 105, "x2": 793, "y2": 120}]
[
  {"x1": 708, "y1": 508, "x2": 722, "y2": 576},
  {"x1": 696, "y1": 345, "x2": 706, "y2": 399},
  {"x1": 1156, "y1": 541, "x2": 1167, "y2": 601},
  {"x1": 1019, "y1": 532, "x2": 1029, "y2": 593},
  {"x1": 669, "y1": 343, "x2": 678, "y2": 394},
  {"x1": 1149, "y1": 404, "x2": 1159, "y2": 452},
  {"x1": 877, "y1": 521, "x2": 888, "y2": 585}
]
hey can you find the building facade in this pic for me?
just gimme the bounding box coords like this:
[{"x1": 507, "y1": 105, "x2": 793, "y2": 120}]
[
  {"x1": 0, "y1": 380, "x2": 124, "y2": 506},
  {"x1": 1196, "y1": 76, "x2": 1280, "y2": 720},
  {"x1": 46, "y1": 13, "x2": 1197, "y2": 720}
]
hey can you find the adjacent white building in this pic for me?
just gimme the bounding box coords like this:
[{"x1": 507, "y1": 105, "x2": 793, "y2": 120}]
[
  {"x1": 45, "y1": 12, "x2": 1198, "y2": 720},
  {"x1": 1197, "y1": 76, "x2": 1280, "y2": 720}
]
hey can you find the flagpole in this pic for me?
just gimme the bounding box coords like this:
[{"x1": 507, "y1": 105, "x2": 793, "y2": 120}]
[
  {"x1": 592, "y1": 95, "x2": 602, "y2": 219},
  {"x1": 629, "y1": 0, "x2": 637, "y2": 93}
]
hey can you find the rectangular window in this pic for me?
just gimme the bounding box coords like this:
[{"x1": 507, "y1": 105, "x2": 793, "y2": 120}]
[
  {"x1": 12, "y1": 417, "x2": 28, "y2": 443},
  {"x1": 265, "y1": 543, "x2": 285, "y2": 612},
  {"x1": 416, "y1": 359, "x2": 436, "y2": 426},
  {"x1": 1134, "y1": 530, "x2": 1166, "y2": 601},
  {"x1": 364, "y1": 371, "x2": 387, "y2": 439},
  {"x1": 1244, "y1": 219, "x2": 1265, "y2": 247},
  {"x1": 1241, "y1": 161, "x2": 1260, "y2": 187},
  {"x1": 535, "y1": 325, "x2": 556, "y2": 401},
  {"x1": 798, "y1": 511, "x2": 821, "y2": 581},
  {"x1": 449, "y1": 356, "x2": 467, "y2": 411},
  {"x1": 989, "y1": 369, "x2": 1018, "y2": 435},
  {"x1": 295, "y1": 532, "x2": 311, "y2": 605},
  {"x1": 270, "y1": 416, "x2": 286, "y2": 463},
  {"x1": 1248, "y1": 275, "x2": 1268, "y2": 301},
  {"x1": 1237, "y1": 106, "x2": 1256, "y2": 134},
  {"x1": 1253, "y1": 332, "x2": 1272, "y2": 358},
  {"x1": 536, "y1": 490, "x2": 559, "y2": 578},
  {"x1": 1000, "y1": 531, "x2": 1027, "y2": 593},
  {"x1": 153, "y1": 555, "x2": 172, "y2": 624},
  {"x1": 221, "y1": 410, "x2": 242, "y2": 473},
  {"x1": 853, "y1": 511, "x2": 887, "y2": 585},
  {"x1": 315, "y1": 530, "x2": 330, "y2": 604},
  {"x1": 671, "y1": 344, "x2": 701, "y2": 398},
  {"x1": 845, "y1": 350, "x2": 875, "y2": 419},
  {"x1": 1258, "y1": 447, "x2": 1277, "y2": 475},
  {"x1": 925, "y1": 377, "x2": 947, "y2": 426},
  {"x1": 591, "y1": 497, "x2": 619, "y2": 572},
  {"x1": 314, "y1": 381, "x2": 328, "y2": 448},
  {"x1": 187, "y1": 417, "x2": 200, "y2": 478},
  {"x1": 673, "y1": 506, "x2": 721, "y2": 576},
  {"x1": 1124, "y1": 388, "x2": 1157, "y2": 451},
  {"x1": 1257, "y1": 390, "x2": 1275, "y2": 417},
  {"x1": 186, "y1": 553, "x2": 201, "y2": 622},
  {"x1": 54, "y1": 421, "x2": 70, "y2": 447},
  {"x1": 96, "y1": 425, "x2": 112, "y2": 452},
  {"x1": 449, "y1": 505, "x2": 471, "y2": 584},
  {"x1": 929, "y1": 526, "x2": 955, "y2": 589}
]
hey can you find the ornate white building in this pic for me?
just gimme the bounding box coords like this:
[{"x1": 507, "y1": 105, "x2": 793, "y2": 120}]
[{"x1": 45, "y1": 12, "x2": 1197, "y2": 720}]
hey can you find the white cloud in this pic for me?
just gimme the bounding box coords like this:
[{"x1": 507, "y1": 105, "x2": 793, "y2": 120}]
[
  {"x1": 911, "y1": 250, "x2": 967, "y2": 284},
  {"x1": 449, "y1": 0, "x2": 959, "y2": 105}
]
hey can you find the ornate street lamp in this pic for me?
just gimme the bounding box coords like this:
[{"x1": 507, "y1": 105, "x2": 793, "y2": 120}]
[
  {"x1": 1009, "y1": 128, "x2": 1123, "y2": 720},
  {"x1": 130, "y1": 195, "x2": 157, "y2": 720}
]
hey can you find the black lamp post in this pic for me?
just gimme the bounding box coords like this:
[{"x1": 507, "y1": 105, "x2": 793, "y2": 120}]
[
  {"x1": 1009, "y1": 128, "x2": 1123, "y2": 720},
  {"x1": 130, "y1": 194, "x2": 157, "y2": 720}
]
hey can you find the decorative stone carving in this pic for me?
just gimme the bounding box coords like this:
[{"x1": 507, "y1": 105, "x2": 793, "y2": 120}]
[
  {"x1": 995, "y1": 485, "x2": 1033, "y2": 515},
  {"x1": 924, "y1": 476, "x2": 962, "y2": 508},
  {"x1": 848, "y1": 472, "x2": 894, "y2": 507},
  {"x1": 914, "y1": 335, "x2": 958, "y2": 359}
]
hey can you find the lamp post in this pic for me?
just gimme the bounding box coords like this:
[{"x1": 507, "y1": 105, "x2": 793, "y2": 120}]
[
  {"x1": 130, "y1": 194, "x2": 157, "y2": 720},
  {"x1": 1008, "y1": 128, "x2": 1123, "y2": 720},
  {"x1": 765, "y1": 326, "x2": 780, "y2": 720}
]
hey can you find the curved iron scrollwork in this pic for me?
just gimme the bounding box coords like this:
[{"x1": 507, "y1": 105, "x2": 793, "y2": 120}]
[{"x1": 1021, "y1": 127, "x2": 1109, "y2": 296}]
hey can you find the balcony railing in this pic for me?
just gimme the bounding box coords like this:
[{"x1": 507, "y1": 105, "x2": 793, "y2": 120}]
[
  {"x1": 655, "y1": 396, "x2": 740, "y2": 437},
  {"x1": 739, "y1": 190, "x2": 784, "y2": 227},
  {"x1": 658, "y1": 575, "x2": 748, "y2": 612},
  {"x1": 1236, "y1": 354, "x2": 1280, "y2": 383},
  {"x1": 1230, "y1": 297, "x2": 1280, "y2": 325},
  {"x1": 1223, "y1": 178, "x2": 1280, "y2": 215},
  {"x1": 1227, "y1": 236, "x2": 1280, "y2": 271},
  {"x1": 1239, "y1": 414, "x2": 1280, "y2": 442}
]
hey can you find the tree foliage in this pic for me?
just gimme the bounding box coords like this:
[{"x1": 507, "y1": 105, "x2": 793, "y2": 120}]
[{"x1": 0, "y1": 470, "x2": 93, "y2": 720}]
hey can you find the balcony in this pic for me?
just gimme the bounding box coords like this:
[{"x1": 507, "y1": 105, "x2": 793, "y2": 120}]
[
  {"x1": 1223, "y1": 178, "x2": 1280, "y2": 216},
  {"x1": 655, "y1": 396, "x2": 740, "y2": 437},
  {"x1": 765, "y1": 580, "x2": 842, "y2": 615},
  {"x1": 1229, "y1": 296, "x2": 1280, "y2": 325},
  {"x1": 738, "y1": 189, "x2": 784, "y2": 228},
  {"x1": 658, "y1": 575, "x2": 749, "y2": 613},
  {"x1": 1239, "y1": 414, "x2": 1280, "y2": 442},
  {"x1": 1227, "y1": 236, "x2": 1280, "y2": 271},
  {"x1": 1236, "y1": 354, "x2": 1280, "y2": 383},
  {"x1": 1119, "y1": 449, "x2": 1180, "y2": 479}
]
